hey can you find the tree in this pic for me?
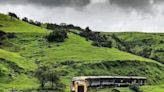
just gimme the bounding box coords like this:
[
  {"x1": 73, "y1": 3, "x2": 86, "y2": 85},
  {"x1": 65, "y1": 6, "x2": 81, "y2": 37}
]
[
  {"x1": 35, "y1": 65, "x2": 65, "y2": 90},
  {"x1": 80, "y1": 27, "x2": 112, "y2": 48},
  {"x1": 22, "y1": 17, "x2": 29, "y2": 22},
  {"x1": 46, "y1": 28, "x2": 68, "y2": 42},
  {"x1": 35, "y1": 66, "x2": 48, "y2": 89},
  {"x1": 85, "y1": 26, "x2": 91, "y2": 32},
  {"x1": 138, "y1": 46, "x2": 152, "y2": 58},
  {"x1": 22, "y1": 17, "x2": 42, "y2": 26},
  {"x1": 47, "y1": 70, "x2": 59, "y2": 89},
  {"x1": 47, "y1": 23, "x2": 61, "y2": 30},
  {"x1": 8, "y1": 12, "x2": 19, "y2": 20},
  {"x1": 34, "y1": 21, "x2": 41, "y2": 27}
]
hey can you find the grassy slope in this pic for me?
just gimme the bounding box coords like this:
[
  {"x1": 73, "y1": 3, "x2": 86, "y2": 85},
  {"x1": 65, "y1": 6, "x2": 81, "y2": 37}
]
[
  {"x1": 0, "y1": 49, "x2": 39, "y2": 90},
  {"x1": 141, "y1": 84, "x2": 164, "y2": 92},
  {"x1": 0, "y1": 13, "x2": 164, "y2": 92},
  {"x1": 14, "y1": 33, "x2": 160, "y2": 63},
  {"x1": 0, "y1": 13, "x2": 44, "y2": 90},
  {"x1": 0, "y1": 49, "x2": 37, "y2": 71},
  {"x1": 0, "y1": 13, "x2": 47, "y2": 33},
  {"x1": 5, "y1": 32, "x2": 163, "y2": 92},
  {"x1": 102, "y1": 32, "x2": 164, "y2": 63},
  {"x1": 0, "y1": 74, "x2": 39, "y2": 91}
]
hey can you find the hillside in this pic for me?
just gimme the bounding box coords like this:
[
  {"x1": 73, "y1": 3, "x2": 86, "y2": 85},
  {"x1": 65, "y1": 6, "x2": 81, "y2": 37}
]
[
  {"x1": 0, "y1": 13, "x2": 47, "y2": 33},
  {"x1": 0, "y1": 13, "x2": 164, "y2": 92},
  {"x1": 101, "y1": 32, "x2": 164, "y2": 64},
  {"x1": 0, "y1": 49, "x2": 38, "y2": 91}
]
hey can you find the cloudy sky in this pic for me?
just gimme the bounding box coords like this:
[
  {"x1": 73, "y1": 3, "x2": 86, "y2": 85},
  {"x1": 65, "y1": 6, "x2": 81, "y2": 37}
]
[{"x1": 0, "y1": 0, "x2": 164, "y2": 32}]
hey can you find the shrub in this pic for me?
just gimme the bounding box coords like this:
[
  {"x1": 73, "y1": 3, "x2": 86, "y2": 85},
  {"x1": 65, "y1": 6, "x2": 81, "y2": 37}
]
[
  {"x1": 22, "y1": 17, "x2": 42, "y2": 27},
  {"x1": 0, "y1": 30, "x2": 6, "y2": 37},
  {"x1": 0, "y1": 31, "x2": 6, "y2": 45},
  {"x1": 35, "y1": 65, "x2": 65, "y2": 91},
  {"x1": 7, "y1": 33, "x2": 16, "y2": 39},
  {"x1": 22, "y1": 17, "x2": 28, "y2": 22},
  {"x1": 129, "y1": 84, "x2": 142, "y2": 92},
  {"x1": 80, "y1": 27, "x2": 112, "y2": 48},
  {"x1": 112, "y1": 89, "x2": 120, "y2": 92},
  {"x1": 92, "y1": 41, "x2": 101, "y2": 47},
  {"x1": 0, "y1": 31, "x2": 16, "y2": 46},
  {"x1": 46, "y1": 29, "x2": 68, "y2": 42}
]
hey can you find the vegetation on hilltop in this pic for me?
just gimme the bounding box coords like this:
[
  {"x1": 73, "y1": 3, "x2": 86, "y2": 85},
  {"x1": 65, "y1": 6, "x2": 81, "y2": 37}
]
[
  {"x1": 79, "y1": 27, "x2": 112, "y2": 48},
  {"x1": 8, "y1": 12, "x2": 20, "y2": 20},
  {"x1": 70, "y1": 28, "x2": 163, "y2": 64}
]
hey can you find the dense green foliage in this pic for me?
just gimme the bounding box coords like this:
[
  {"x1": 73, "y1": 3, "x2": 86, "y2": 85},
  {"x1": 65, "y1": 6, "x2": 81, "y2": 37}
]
[
  {"x1": 46, "y1": 28, "x2": 68, "y2": 42},
  {"x1": 129, "y1": 84, "x2": 142, "y2": 92},
  {"x1": 0, "y1": 13, "x2": 164, "y2": 92},
  {"x1": 79, "y1": 27, "x2": 112, "y2": 48},
  {"x1": 46, "y1": 23, "x2": 83, "y2": 31},
  {"x1": 22, "y1": 17, "x2": 42, "y2": 27},
  {"x1": 35, "y1": 65, "x2": 65, "y2": 91}
]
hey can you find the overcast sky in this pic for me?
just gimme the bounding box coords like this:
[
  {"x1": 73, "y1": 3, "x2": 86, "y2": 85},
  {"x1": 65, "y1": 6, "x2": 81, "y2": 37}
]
[{"x1": 0, "y1": 0, "x2": 164, "y2": 32}]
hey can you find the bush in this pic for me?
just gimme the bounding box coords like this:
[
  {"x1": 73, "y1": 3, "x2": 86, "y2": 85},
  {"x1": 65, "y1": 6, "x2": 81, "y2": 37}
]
[
  {"x1": 22, "y1": 17, "x2": 28, "y2": 22},
  {"x1": 0, "y1": 30, "x2": 6, "y2": 37},
  {"x1": 22, "y1": 17, "x2": 42, "y2": 27},
  {"x1": 7, "y1": 33, "x2": 16, "y2": 39},
  {"x1": 129, "y1": 84, "x2": 142, "y2": 92},
  {"x1": 46, "y1": 23, "x2": 83, "y2": 31},
  {"x1": 92, "y1": 41, "x2": 101, "y2": 47},
  {"x1": 112, "y1": 89, "x2": 120, "y2": 92},
  {"x1": 0, "y1": 31, "x2": 16, "y2": 39},
  {"x1": 46, "y1": 28, "x2": 68, "y2": 42},
  {"x1": 0, "y1": 30, "x2": 6, "y2": 45},
  {"x1": 35, "y1": 65, "x2": 65, "y2": 91},
  {"x1": 80, "y1": 27, "x2": 112, "y2": 48}
]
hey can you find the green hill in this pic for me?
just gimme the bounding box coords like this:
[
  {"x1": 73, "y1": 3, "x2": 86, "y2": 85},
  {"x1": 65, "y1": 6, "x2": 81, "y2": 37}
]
[
  {"x1": 101, "y1": 32, "x2": 164, "y2": 64},
  {"x1": 0, "y1": 13, "x2": 47, "y2": 33},
  {"x1": 0, "y1": 13, "x2": 164, "y2": 92},
  {"x1": 0, "y1": 49, "x2": 37, "y2": 70},
  {"x1": 0, "y1": 49, "x2": 38, "y2": 91}
]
